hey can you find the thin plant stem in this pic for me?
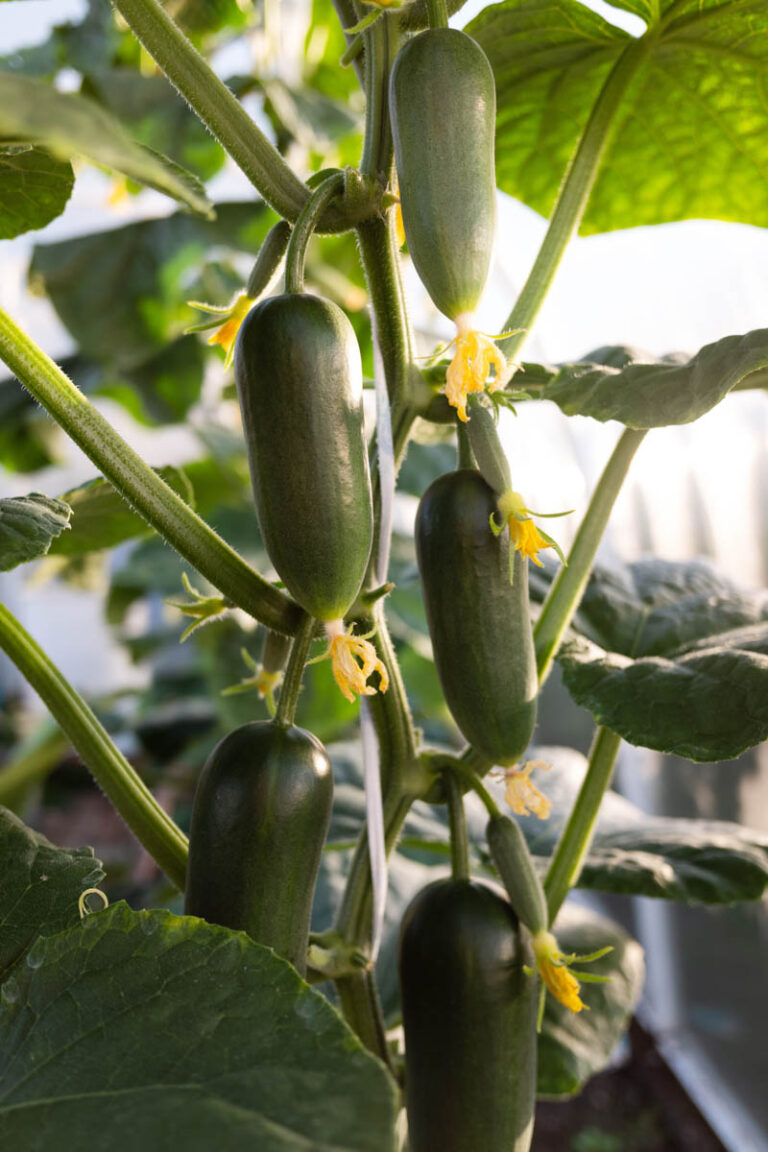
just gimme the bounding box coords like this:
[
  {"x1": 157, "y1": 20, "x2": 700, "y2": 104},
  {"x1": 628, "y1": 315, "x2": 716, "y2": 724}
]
[
  {"x1": 274, "y1": 613, "x2": 316, "y2": 727},
  {"x1": 534, "y1": 428, "x2": 646, "y2": 683},
  {"x1": 284, "y1": 173, "x2": 346, "y2": 294},
  {"x1": 445, "y1": 772, "x2": 470, "y2": 880},
  {"x1": 360, "y1": 14, "x2": 395, "y2": 183},
  {"x1": 0, "y1": 308, "x2": 301, "y2": 635},
  {"x1": 0, "y1": 603, "x2": 188, "y2": 889},
  {"x1": 544, "y1": 726, "x2": 622, "y2": 922},
  {"x1": 426, "y1": 0, "x2": 449, "y2": 28},
  {"x1": 500, "y1": 39, "x2": 647, "y2": 362}
]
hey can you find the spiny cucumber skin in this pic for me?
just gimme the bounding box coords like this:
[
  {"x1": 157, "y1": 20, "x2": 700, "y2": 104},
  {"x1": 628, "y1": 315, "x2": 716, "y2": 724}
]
[
  {"x1": 390, "y1": 28, "x2": 497, "y2": 321},
  {"x1": 235, "y1": 294, "x2": 373, "y2": 623},
  {"x1": 416, "y1": 469, "x2": 538, "y2": 767}
]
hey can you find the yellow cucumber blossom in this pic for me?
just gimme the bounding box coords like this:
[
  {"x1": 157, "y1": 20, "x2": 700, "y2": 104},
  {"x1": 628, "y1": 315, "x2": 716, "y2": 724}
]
[
  {"x1": 493, "y1": 760, "x2": 552, "y2": 820},
  {"x1": 530, "y1": 931, "x2": 614, "y2": 1016},
  {"x1": 445, "y1": 315, "x2": 510, "y2": 423},
  {"x1": 316, "y1": 620, "x2": 389, "y2": 703},
  {"x1": 532, "y1": 932, "x2": 585, "y2": 1013},
  {"x1": 187, "y1": 291, "x2": 254, "y2": 367},
  {"x1": 494, "y1": 489, "x2": 570, "y2": 570}
]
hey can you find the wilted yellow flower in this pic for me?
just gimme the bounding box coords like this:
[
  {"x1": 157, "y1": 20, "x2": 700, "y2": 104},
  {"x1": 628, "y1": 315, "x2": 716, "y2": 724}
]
[
  {"x1": 319, "y1": 621, "x2": 389, "y2": 703},
  {"x1": 444, "y1": 316, "x2": 509, "y2": 423},
  {"x1": 496, "y1": 759, "x2": 552, "y2": 820}
]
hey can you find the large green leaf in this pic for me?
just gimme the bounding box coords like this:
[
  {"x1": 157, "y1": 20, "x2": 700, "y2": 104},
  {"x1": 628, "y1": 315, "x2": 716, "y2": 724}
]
[
  {"x1": 558, "y1": 558, "x2": 768, "y2": 761},
  {"x1": 0, "y1": 807, "x2": 103, "y2": 980},
  {"x1": 0, "y1": 73, "x2": 212, "y2": 217},
  {"x1": 81, "y1": 70, "x2": 225, "y2": 181},
  {"x1": 29, "y1": 202, "x2": 272, "y2": 368},
  {"x1": 0, "y1": 493, "x2": 71, "y2": 571},
  {"x1": 509, "y1": 747, "x2": 768, "y2": 903},
  {"x1": 543, "y1": 329, "x2": 768, "y2": 428},
  {"x1": 538, "y1": 903, "x2": 644, "y2": 1097},
  {"x1": 0, "y1": 904, "x2": 398, "y2": 1151},
  {"x1": 469, "y1": 0, "x2": 768, "y2": 233},
  {"x1": 0, "y1": 147, "x2": 73, "y2": 239},
  {"x1": 46, "y1": 468, "x2": 193, "y2": 559}
]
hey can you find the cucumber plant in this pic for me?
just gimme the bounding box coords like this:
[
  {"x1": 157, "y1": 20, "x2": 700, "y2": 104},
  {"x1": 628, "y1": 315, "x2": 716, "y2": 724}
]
[{"x1": 1, "y1": 0, "x2": 768, "y2": 1149}]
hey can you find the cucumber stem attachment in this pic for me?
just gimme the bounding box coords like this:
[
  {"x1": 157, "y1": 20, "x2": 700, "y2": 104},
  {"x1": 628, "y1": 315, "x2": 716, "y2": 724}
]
[
  {"x1": 425, "y1": 0, "x2": 449, "y2": 28},
  {"x1": 444, "y1": 770, "x2": 470, "y2": 880},
  {"x1": 0, "y1": 602, "x2": 188, "y2": 889},
  {"x1": 544, "y1": 725, "x2": 622, "y2": 922},
  {"x1": 284, "y1": 172, "x2": 346, "y2": 294},
  {"x1": 274, "y1": 612, "x2": 316, "y2": 727}
]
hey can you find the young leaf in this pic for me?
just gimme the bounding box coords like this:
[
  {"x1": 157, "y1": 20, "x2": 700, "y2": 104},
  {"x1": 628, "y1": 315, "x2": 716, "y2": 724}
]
[
  {"x1": 29, "y1": 202, "x2": 272, "y2": 368},
  {"x1": 0, "y1": 147, "x2": 74, "y2": 240},
  {"x1": 470, "y1": 0, "x2": 768, "y2": 234},
  {"x1": 47, "y1": 468, "x2": 193, "y2": 559},
  {"x1": 538, "y1": 903, "x2": 644, "y2": 1097},
  {"x1": 0, "y1": 73, "x2": 212, "y2": 218},
  {"x1": 0, "y1": 493, "x2": 72, "y2": 572},
  {"x1": 557, "y1": 558, "x2": 768, "y2": 761},
  {"x1": 543, "y1": 329, "x2": 768, "y2": 428},
  {"x1": 0, "y1": 807, "x2": 103, "y2": 981},
  {"x1": 508, "y1": 746, "x2": 768, "y2": 904},
  {"x1": 0, "y1": 904, "x2": 399, "y2": 1151}
]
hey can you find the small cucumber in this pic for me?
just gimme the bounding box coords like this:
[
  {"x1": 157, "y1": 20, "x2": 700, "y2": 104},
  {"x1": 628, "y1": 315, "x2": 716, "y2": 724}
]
[
  {"x1": 235, "y1": 293, "x2": 373, "y2": 623},
  {"x1": 487, "y1": 813, "x2": 548, "y2": 936},
  {"x1": 415, "y1": 469, "x2": 538, "y2": 765},
  {"x1": 399, "y1": 878, "x2": 537, "y2": 1152},
  {"x1": 390, "y1": 28, "x2": 496, "y2": 320},
  {"x1": 184, "y1": 721, "x2": 333, "y2": 976}
]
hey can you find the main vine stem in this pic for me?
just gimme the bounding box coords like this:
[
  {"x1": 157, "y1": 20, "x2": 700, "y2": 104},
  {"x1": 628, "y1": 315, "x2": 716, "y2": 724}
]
[
  {"x1": 544, "y1": 726, "x2": 622, "y2": 922},
  {"x1": 112, "y1": 0, "x2": 357, "y2": 229},
  {"x1": 534, "y1": 427, "x2": 647, "y2": 682},
  {"x1": 0, "y1": 602, "x2": 188, "y2": 888},
  {"x1": 0, "y1": 309, "x2": 301, "y2": 635},
  {"x1": 500, "y1": 37, "x2": 647, "y2": 362}
]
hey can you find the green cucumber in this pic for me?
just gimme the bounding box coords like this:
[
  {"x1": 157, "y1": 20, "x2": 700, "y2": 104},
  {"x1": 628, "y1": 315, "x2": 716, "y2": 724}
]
[
  {"x1": 234, "y1": 293, "x2": 373, "y2": 623},
  {"x1": 390, "y1": 28, "x2": 496, "y2": 320},
  {"x1": 416, "y1": 469, "x2": 538, "y2": 765},
  {"x1": 487, "y1": 813, "x2": 548, "y2": 936},
  {"x1": 184, "y1": 721, "x2": 333, "y2": 976},
  {"x1": 399, "y1": 878, "x2": 537, "y2": 1152}
]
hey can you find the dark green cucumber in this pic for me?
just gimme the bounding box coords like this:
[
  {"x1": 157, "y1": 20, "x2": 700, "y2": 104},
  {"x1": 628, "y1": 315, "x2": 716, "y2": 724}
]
[
  {"x1": 400, "y1": 878, "x2": 537, "y2": 1152},
  {"x1": 390, "y1": 28, "x2": 496, "y2": 320},
  {"x1": 234, "y1": 293, "x2": 373, "y2": 622},
  {"x1": 184, "y1": 721, "x2": 333, "y2": 975},
  {"x1": 488, "y1": 814, "x2": 548, "y2": 936},
  {"x1": 416, "y1": 469, "x2": 538, "y2": 765}
]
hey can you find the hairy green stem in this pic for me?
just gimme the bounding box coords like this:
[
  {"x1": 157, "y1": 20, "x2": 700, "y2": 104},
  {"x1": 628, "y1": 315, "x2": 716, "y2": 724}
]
[
  {"x1": 500, "y1": 39, "x2": 647, "y2": 361},
  {"x1": 0, "y1": 603, "x2": 188, "y2": 888},
  {"x1": 0, "y1": 309, "x2": 301, "y2": 635},
  {"x1": 534, "y1": 427, "x2": 646, "y2": 682},
  {"x1": 285, "y1": 173, "x2": 345, "y2": 294},
  {"x1": 445, "y1": 772, "x2": 470, "y2": 879},
  {"x1": 544, "y1": 726, "x2": 622, "y2": 922},
  {"x1": 274, "y1": 613, "x2": 316, "y2": 727},
  {"x1": 112, "y1": 0, "x2": 318, "y2": 223},
  {"x1": 425, "y1": 0, "x2": 449, "y2": 27},
  {"x1": 361, "y1": 14, "x2": 396, "y2": 182},
  {"x1": 333, "y1": 0, "x2": 366, "y2": 87},
  {"x1": 335, "y1": 971, "x2": 395, "y2": 1073},
  {"x1": 357, "y1": 213, "x2": 414, "y2": 408}
]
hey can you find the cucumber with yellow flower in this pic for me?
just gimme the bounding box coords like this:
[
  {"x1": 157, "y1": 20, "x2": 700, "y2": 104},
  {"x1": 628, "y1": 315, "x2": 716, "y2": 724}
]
[{"x1": 390, "y1": 27, "x2": 509, "y2": 421}]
